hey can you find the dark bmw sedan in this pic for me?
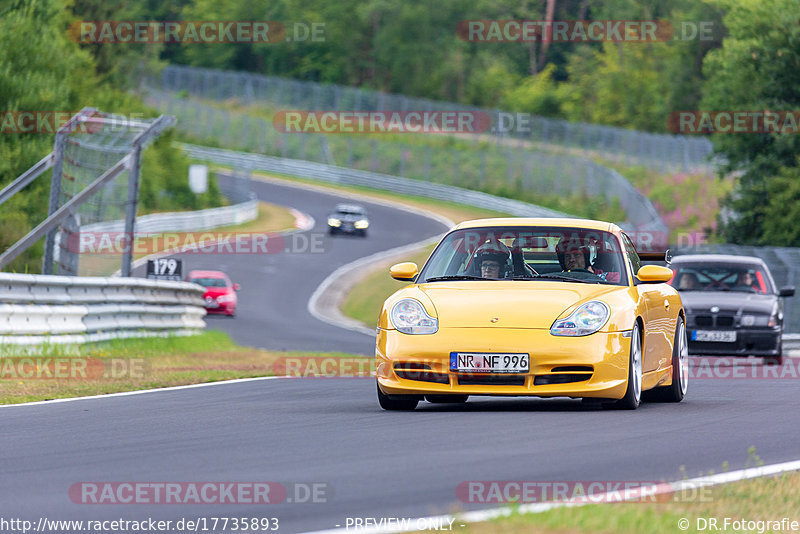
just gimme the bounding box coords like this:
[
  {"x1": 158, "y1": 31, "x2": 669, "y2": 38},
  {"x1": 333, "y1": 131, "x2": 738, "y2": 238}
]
[{"x1": 668, "y1": 255, "x2": 794, "y2": 365}]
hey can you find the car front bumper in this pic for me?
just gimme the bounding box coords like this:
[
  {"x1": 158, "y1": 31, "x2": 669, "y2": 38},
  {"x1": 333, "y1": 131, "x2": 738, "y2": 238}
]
[
  {"x1": 686, "y1": 327, "x2": 781, "y2": 356},
  {"x1": 376, "y1": 327, "x2": 637, "y2": 400}
]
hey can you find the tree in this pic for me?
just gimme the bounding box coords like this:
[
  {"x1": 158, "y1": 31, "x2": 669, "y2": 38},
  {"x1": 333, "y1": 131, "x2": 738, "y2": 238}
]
[{"x1": 701, "y1": 0, "x2": 800, "y2": 244}]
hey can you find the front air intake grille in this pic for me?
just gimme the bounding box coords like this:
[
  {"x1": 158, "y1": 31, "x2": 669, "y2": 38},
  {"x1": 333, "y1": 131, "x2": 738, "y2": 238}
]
[
  {"x1": 550, "y1": 366, "x2": 594, "y2": 373},
  {"x1": 534, "y1": 374, "x2": 591, "y2": 386},
  {"x1": 394, "y1": 364, "x2": 449, "y2": 384},
  {"x1": 457, "y1": 374, "x2": 525, "y2": 386}
]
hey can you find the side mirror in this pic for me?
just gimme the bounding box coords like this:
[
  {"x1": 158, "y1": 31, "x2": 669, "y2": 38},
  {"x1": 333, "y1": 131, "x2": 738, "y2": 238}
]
[
  {"x1": 779, "y1": 286, "x2": 795, "y2": 297},
  {"x1": 636, "y1": 265, "x2": 673, "y2": 283},
  {"x1": 233, "y1": 283, "x2": 241, "y2": 291},
  {"x1": 390, "y1": 262, "x2": 418, "y2": 282}
]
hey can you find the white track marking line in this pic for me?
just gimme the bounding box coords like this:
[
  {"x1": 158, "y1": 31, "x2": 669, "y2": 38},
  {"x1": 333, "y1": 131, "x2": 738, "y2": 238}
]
[
  {"x1": 0, "y1": 375, "x2": 288, "y2": 408},
  {"x1": 301, "y1": 459, "x2": 800, "y2": 534}
]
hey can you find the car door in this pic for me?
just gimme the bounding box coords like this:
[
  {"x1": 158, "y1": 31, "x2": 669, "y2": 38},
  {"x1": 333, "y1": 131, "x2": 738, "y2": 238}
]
[{"x1": 621, "y1": 233, "x2": 668, "y2": 373}]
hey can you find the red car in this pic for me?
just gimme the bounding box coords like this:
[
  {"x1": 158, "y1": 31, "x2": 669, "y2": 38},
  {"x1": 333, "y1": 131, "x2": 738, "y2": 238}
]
[{"x1": 187, "y1": 270, "x2": 240, "y2": 317}]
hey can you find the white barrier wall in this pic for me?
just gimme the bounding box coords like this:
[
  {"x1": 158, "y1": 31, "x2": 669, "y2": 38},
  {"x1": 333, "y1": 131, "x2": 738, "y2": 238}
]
[{"x1": 0, "y1": 273, "x2": 206, "y2": 345}]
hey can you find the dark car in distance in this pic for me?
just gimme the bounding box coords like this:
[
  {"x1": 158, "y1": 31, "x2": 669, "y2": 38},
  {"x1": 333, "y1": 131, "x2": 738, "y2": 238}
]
[
  {"x1": 327, "y1": 203, "x2": 369, "y2": 237},
  {"x1": 668, "y1": 255, "x2": 794, "y2": 365}
]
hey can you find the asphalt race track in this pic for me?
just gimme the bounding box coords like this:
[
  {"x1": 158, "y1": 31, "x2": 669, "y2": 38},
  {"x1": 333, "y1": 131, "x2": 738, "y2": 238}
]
[
  {"x1": 3, "y1": 376, "x2": 800, "y2": 533},
  {"x1": 134, "y1": 175, "x2": 449, "y2": 355},
  {"x1": 4, "y1": 178, "x2": 800, "y2": 534}
]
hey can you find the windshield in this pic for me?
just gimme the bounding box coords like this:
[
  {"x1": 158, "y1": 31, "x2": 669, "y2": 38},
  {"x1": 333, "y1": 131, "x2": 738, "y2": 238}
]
[
  {"x1": 190, "y1": 277, "x2": 229, "y2": 288},
  {"x1": 668, "y1": 263, "x2": 773, "y2": 294},
  {"x1": 418, "y1": 227, "x2": 629, "y2": 285}
]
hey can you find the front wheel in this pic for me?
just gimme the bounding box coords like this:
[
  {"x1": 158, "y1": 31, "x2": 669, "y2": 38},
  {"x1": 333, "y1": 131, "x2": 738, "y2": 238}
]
[
  {"x1": 607, "y1": 322, "x2": 642, "y2": 410},
  {"x1": 377, "y1": 383, "x2": 419, "y2": 411},
  {"x1": 644, "y1": 317, "x2": 688, "y2": 403}
]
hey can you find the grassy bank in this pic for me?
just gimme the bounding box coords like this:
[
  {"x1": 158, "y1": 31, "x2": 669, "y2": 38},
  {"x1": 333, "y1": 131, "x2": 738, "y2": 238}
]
[
  {"x1": 460, "y1": 468, "x2": 800, "y2": 533},
  {"x1": 0, "y1": 331, "x2": 364, "y2": 405}
]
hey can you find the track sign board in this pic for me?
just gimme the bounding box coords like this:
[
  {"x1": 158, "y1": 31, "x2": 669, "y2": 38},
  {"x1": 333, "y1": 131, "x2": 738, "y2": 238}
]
[{"x1": 146, "y1": 258, "x2": 183, "y2": 281}]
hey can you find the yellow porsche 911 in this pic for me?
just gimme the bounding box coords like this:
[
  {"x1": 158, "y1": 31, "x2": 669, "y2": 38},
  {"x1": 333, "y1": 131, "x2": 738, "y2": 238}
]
[{"x1": 376, "y1": 218, "x2": 688, "y2": 410}]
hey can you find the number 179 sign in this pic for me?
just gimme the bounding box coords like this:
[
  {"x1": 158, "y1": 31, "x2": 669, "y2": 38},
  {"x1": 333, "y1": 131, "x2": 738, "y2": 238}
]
[{"x1": 146, "y1": 258, "x2": 183, "y2": 281}]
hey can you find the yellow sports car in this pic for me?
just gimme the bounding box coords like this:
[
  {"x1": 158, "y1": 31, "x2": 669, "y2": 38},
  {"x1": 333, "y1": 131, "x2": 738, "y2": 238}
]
[{"x1": 376, "y1": 218, "x2": 687, "y2": 410}]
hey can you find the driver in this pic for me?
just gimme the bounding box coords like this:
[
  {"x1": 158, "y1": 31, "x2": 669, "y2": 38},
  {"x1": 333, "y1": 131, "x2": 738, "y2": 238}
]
[
  {"x1": 736, "y1": 271, "x2": 759, "y2": 292},
  {"x1": 556, "y1": 237, "x2": 594, "y2": 273},
  {"x1": 474, "y1": 242, "x2": 511, "y2": 279}
]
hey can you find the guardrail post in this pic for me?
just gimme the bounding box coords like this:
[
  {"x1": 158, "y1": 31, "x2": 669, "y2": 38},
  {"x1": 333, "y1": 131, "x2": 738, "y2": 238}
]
[
  {"x1": 120, "y1": 144, "x2": 142, "y2": 277},
  {"x1": 42, "y1": 132, "x2": 67, "y2": 274}
]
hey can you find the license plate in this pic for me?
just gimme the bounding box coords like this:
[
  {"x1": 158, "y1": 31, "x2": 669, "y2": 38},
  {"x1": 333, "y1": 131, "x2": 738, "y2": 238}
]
[
  {"x1": 450, "y1": 352, "x2": 529, "y2": 373},
  {"x1": 692, "y1": 330, "x2": 736, "y2": 342}
]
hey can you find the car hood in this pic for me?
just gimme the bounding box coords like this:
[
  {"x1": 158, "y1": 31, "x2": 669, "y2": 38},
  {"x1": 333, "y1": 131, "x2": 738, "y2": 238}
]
[
  {"x1": 418, "y1": 281, "x2": 622, "y2": 328},
  {"x1": 679, "y1": 290, "x2": 776, "y2": 315},
  {"x1": 203, "y1": 287, "x2": 233, "y2": 298}
]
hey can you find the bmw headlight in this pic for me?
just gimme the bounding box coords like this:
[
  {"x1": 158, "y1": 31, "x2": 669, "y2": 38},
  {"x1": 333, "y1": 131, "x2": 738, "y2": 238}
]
[
  {"x1": 390, "y1": 298, "x2": 438, "y2": 335},
  {"x1": 550, "y1": 301, "x2": 610, "y2": 336},
  {"x1": 354, "y1": 220, "x2": 369, "y2": 229},
  {"x1": 328, "y1": 218, "x2": 341, "y2": 227}
]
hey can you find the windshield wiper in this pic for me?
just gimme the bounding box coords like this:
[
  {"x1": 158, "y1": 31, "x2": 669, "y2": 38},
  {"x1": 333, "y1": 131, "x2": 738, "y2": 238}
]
[
  {"x1": 424, "y1": 275, "x2": 492, "y2": 282},
  {"x1": 527, "y1": 273, "x2": 605, "y2": 284}
]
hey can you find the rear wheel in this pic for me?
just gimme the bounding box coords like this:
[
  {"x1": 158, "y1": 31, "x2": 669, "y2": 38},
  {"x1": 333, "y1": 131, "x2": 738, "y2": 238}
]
[
  {"x1": 377, "y1": 383, "x2": 419, "y2": 411},
  {"x1": 644, "y1": 317, "x2": 688, "y2": 402},
  {"x1": 425, "y1": 395, "x2": 468, "y2": 404},
  {"x1": 606, "y1": 322, "x2": 642, "y2": 410}
]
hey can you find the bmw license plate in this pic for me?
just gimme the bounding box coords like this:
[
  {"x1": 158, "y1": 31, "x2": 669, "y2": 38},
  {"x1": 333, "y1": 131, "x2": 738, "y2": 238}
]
[
  {"x1": 450, "y1": 352, "x2": 529, "y2": 373},
  {"x1": 692, "y1": 330, "x2": 736, "y2": 342}
]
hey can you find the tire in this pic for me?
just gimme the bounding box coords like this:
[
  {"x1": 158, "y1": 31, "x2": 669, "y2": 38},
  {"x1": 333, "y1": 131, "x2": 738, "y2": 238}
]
[
  {"x1": 607, "y1": 322, "x2": 643, "y2": 410},
  {"x1": 377, "y1": 383, "x2": 419, "y2": 411},
  {"x1": 644, "y1": 317, "x2": 688, "y2": 403},
  {"x1": 425, "y1": 394, "x2": 468, "y2": 404},
  {"x1": 328, "y1": 228, "x2": 337, "y2": 236},
  {"x1": 765, "y1": 355, "x2": 784, "y2": 366}
]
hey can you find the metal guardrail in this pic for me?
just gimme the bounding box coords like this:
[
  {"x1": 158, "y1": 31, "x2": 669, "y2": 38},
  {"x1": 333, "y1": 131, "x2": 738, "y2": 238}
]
[
  {"x1": 182, "y1": 144, "x2": 569, "y2": 219},
  {"x1": 0, "y1": 273, "x2": 206, "y2": 345}
]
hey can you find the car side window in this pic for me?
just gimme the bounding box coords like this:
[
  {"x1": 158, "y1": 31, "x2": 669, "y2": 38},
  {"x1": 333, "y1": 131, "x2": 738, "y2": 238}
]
[{"x1": 621, "y1": 233, "x2": 641, "y2": 277}]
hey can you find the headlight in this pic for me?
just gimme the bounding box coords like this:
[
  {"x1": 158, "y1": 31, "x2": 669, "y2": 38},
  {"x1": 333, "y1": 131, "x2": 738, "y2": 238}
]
[
  {"x1": 390, "y1": 298, "x2": 438, "y2": 335},
  {"x1": 328, "y1": 218, "x2": 341, "y2": 227},
  {"x1": 550, "y1": 301, "x2": 610, "y2": 336},
  {"x1": 216, "y1": 294, "x2": 235, "y2": 303},
  {"x1": 354, "y1": 220, "x2": 369, "y2": 229}
]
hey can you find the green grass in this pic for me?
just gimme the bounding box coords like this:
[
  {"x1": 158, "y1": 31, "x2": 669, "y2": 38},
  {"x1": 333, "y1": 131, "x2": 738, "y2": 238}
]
[
  {"x1": 0, "y1": 331, "x2": 367, "y2": 405},
  {"x1": 456, "y1": 468, "x2": 800, "y2": 534}
]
